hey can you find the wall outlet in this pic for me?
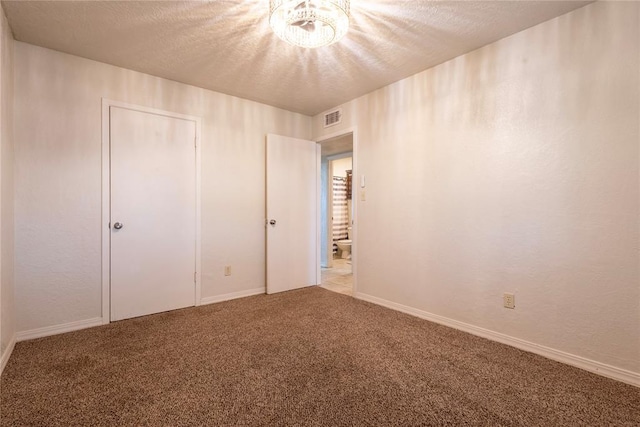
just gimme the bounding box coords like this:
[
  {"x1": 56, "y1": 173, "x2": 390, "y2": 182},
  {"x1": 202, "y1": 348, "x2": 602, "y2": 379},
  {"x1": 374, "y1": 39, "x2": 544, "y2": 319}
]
[
  {"x1": 503, "y1": 293, "x2": 515, "y2": 309},
  {"x1": 224, "y1": 266, "x2": 231, "y2": 276}
]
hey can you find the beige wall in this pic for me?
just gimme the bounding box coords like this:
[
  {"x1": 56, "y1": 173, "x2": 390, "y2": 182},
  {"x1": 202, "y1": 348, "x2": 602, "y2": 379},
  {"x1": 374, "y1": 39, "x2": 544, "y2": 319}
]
[
  {"x1": 14, "y1": 43, "x2": 311, "y2": 332},
  {"x1": 0, "y1": 7, "x2": 15, "y2": 369},
  {"x1": 314, "y1": 1, "x2": 639, "y2": 376}
]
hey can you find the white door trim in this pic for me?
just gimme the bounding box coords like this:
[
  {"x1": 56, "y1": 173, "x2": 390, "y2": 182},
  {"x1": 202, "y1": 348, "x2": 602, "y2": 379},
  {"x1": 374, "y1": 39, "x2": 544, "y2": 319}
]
[
  {"x1": 101, "y1": 99, "x2": 202, "y2": 324},
  {"x1": 315, "y1": 144, "x2": 322, "y2": 286},
  {"x1": 315, "y1": 127, "x2": 358, "y2": 295},
  {"x1": 326, "y1": 159, "x2": 334, "y2": 268}
]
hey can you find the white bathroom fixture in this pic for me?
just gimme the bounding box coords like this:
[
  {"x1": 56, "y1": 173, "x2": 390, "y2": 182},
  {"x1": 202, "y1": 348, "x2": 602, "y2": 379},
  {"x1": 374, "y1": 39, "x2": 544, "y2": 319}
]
[{"x1": 336, "y1": 226, "x2": 352, "y2": 259}]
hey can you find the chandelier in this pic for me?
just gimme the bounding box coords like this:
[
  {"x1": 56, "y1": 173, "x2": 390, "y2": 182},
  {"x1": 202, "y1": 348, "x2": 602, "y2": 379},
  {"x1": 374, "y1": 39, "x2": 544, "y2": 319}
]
[{"x1": 269, "y1": 0, "x2": 350, "y2": 48}]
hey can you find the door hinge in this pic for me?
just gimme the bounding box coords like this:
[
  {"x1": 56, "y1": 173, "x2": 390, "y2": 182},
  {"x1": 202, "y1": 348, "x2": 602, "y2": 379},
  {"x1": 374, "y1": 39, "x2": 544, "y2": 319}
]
[{"x1": 194, "y1": 272, "x2": 197, "y2": 283}]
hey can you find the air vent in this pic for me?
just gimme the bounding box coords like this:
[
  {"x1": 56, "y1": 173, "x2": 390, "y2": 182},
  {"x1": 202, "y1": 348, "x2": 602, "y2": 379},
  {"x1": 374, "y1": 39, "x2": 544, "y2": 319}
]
[{"x1": 323, "y1": 109, "x2": 342, "y2": 128}]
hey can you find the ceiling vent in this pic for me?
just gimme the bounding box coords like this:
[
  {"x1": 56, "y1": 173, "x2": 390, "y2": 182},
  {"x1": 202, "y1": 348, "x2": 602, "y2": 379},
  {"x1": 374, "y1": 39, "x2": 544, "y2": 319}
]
[{"x1": 323, "y1": 109, "x2": 342, "y2": 128}]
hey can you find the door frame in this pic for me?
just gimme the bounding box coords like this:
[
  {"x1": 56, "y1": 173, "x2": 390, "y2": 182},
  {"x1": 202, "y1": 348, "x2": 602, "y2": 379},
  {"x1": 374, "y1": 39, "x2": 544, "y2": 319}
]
[
  {"x1": 101, "y1": 99, "x2": 202, "y2": 324},
  {"x1": 316, "y1": 127, "x2": 358, "y2": 296},
  {"x1": 321, "y1": 157, "x2": 333, "y2": 268}
]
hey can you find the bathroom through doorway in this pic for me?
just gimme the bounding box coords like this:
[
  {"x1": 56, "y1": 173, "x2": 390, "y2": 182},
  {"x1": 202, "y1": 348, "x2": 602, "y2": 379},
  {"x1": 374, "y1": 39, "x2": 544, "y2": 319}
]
[{"x1": 319, "y1": 132, "x2": 355, "y2": 296}]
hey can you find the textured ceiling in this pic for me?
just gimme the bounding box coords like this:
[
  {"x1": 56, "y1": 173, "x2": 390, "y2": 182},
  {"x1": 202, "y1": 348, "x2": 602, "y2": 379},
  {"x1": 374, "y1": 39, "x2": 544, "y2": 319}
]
[{"x1": 1, "y1": 0, "x2": 591, "y2": 116}]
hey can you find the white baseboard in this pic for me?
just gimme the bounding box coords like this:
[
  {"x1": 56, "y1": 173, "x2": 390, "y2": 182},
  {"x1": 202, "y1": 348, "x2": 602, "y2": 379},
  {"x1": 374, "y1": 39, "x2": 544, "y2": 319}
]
[
  {"x1": 16, "y1": 317, "x2": 104, "y2": 342},
  {"x1": 0, "y1": 333, "x2": 16, "y2": 375},
  {"x1": 200, "y1": 287, "x2": 265, "y2": 306},
  {"x1": 355, "y1": 292, "x2": 639, "y2": 388}
]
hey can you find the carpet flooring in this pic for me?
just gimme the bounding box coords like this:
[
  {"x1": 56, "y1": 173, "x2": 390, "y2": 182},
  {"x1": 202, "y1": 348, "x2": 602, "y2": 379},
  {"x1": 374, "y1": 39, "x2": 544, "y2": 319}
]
[{"x1": 1, "y1": 287, "x2": 638, "y2": 426}]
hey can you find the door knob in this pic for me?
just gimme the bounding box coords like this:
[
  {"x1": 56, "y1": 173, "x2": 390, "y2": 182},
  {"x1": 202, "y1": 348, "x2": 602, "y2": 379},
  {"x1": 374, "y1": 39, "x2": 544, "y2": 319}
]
[
  {"x1": 113, "y1": 222, "x2": 124, "y2": 230},
  {"x1": 269, "y1": 219, "x2": 276, "y2": 226}
]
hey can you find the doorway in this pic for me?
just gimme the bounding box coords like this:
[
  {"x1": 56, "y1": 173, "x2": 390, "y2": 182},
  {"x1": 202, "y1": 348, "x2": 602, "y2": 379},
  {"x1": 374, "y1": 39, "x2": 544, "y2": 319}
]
[
  {"x1": 101, "y1": 100, "x2": 202, "y2": 323},
  {"x1": 318, "y1": 132, "x2": 355, "y2": 296}
]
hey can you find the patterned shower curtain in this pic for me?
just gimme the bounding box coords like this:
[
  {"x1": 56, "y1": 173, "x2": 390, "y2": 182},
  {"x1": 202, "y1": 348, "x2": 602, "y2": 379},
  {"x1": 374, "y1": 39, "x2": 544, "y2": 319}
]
[{"x1": 332, "y1": 176, "x2": 349, "y2": 254}]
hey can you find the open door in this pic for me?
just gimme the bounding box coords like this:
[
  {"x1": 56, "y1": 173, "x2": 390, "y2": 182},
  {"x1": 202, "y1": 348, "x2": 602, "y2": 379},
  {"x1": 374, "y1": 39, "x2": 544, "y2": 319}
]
[{"x1": 266, "y1": 134, "x2": 320, "y2": 294}]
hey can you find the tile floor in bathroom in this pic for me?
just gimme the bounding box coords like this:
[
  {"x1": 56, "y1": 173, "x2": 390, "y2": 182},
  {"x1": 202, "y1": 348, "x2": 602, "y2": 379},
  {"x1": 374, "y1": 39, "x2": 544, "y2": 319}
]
[{"x1": 320, "y1": 257, "x2": 353, "y2": 296}]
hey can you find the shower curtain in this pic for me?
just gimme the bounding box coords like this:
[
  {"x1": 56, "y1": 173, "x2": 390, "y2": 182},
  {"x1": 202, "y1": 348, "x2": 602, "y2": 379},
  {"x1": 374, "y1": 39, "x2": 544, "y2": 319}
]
[{"x1": 332, "y1": 176, "x2": 349, "y2": 255}]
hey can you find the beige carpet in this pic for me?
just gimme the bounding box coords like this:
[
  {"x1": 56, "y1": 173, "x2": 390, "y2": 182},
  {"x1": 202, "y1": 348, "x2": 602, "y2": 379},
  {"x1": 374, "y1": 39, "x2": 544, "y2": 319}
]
[{"x1": 1, "y1": 287, "x2": 638, "y2": 426}]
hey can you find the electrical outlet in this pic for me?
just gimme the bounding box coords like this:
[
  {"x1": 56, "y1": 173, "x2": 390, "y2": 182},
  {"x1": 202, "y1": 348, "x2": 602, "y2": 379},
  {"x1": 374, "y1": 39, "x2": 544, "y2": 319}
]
[
  {"x1": 224, "y1": 266, "x2": 231, "y2": 276},
  {"x1": 503, "y1": 293, "x2": 515, "y2": 309}
]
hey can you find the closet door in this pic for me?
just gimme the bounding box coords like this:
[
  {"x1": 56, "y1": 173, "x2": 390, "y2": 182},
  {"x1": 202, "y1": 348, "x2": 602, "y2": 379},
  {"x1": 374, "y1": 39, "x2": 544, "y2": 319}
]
[{"x1": 110, "y1": 106, "x2": 196, "y2": 321}]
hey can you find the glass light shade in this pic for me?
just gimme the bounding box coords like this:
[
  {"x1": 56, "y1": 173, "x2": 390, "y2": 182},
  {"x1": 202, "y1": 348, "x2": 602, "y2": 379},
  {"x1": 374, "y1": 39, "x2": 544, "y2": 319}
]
[{"x1": 270, "y1": 0, "x2": 350, "y2": 48}]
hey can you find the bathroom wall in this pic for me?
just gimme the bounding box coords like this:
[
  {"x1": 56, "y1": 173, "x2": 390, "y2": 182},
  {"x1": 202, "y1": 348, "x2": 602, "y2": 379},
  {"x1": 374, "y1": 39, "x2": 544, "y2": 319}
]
[
  {"x1": 312, "y1": 1, "x2": 640, "y2": 381},
  {"x1": 13, "y1": 42, "x2": 311, "y2": 333},
  {"x1": 332, "y1": 157, "x2": 352, "y2": 179},
  {"x1": 0, "y1": 6, "x2": 14, "y2": 372},
  {"x1": 331, "y1": 156, "x2": 352, "y2": 253}
]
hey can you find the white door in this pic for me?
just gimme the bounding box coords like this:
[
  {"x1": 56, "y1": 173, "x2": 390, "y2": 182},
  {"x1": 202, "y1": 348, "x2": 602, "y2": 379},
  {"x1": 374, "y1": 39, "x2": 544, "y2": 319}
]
[
  {"x1": 110, "y1": 106, "x2": 197, "y2": 321},
  {"x1": 266, "y1": 134, "x2": 320, "y2": 294}
]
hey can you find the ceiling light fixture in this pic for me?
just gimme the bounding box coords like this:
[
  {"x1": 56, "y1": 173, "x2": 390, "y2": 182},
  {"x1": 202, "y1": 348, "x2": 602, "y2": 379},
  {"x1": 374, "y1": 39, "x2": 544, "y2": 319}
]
[{"x1": 269, "y1": 0, "x2": 350, "y2": 48}]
